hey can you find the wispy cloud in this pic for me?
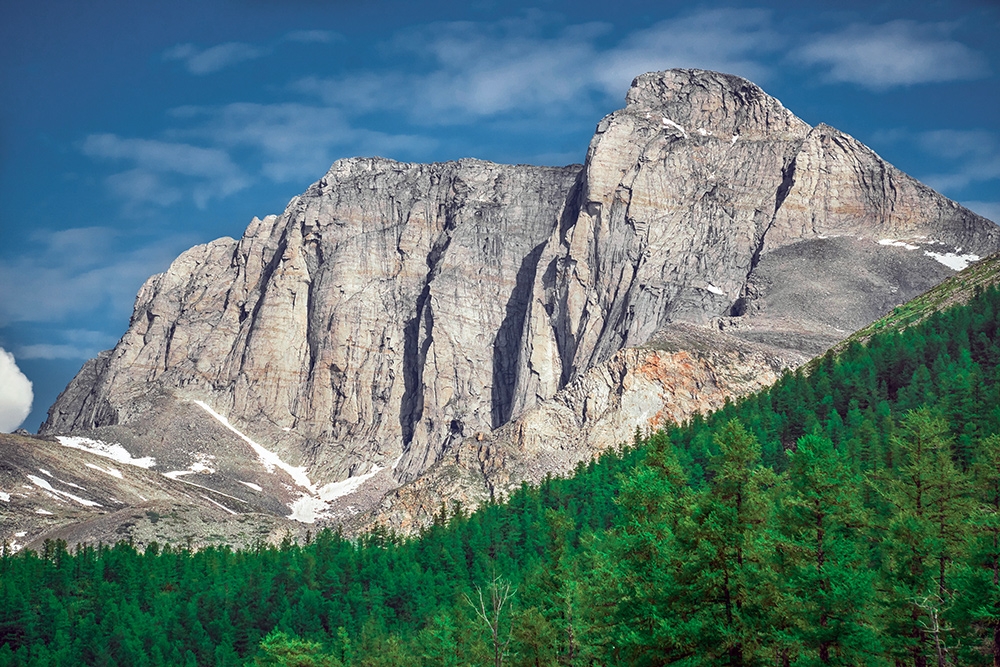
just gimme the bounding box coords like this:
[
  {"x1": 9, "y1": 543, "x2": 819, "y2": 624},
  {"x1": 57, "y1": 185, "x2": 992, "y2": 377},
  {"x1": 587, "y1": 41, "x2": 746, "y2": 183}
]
[
  {"x1": 962, "y1": 201, "x2": 1000, "y2": 224},
  {"x1": 916, "y1": 129, "x2": 1000, "y2": 193},
  {"x1": 163, "y1": 42, "x2": 269, "y2": 75},
  {"x1": 163, "y1": 30, "x2": 339, "y2": 75},
  {"x1": 81, "y1": 134, "x2": 250, "y2": 209},
  {"x1": 794, "y1": 20, "x2": 990, "y2": 89},
  {"x1": 0, "y1": 227, "x2": 193, "y2": 326},
  {"x1": 595, "y1": 9, "x2": 781, "y2": 94},
  {"x1": 15, "y1": 328, "x2": 118, "y2": 361},
  {"x1": 284, "y1": 30, "x2": 340, "y2": 44},
  {"x1": 169, "y1": 103, "x2": 436, "y2": 183},
  {"x1": 294, "y1": 9, "x2": 781, "y2": 125},
  {"x1": 84, "y1": 11, "x2": 995, "y2": 216}
]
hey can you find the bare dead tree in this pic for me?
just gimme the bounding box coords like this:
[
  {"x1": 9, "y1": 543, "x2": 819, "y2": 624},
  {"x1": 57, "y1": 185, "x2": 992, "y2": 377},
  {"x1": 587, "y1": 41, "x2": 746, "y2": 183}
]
[
  {"x1": 465, "y1": 575, "x2": 516, "y2": 667},
  {"x1": 916, "y1": 595, "x2": 957, "y2": 667}
]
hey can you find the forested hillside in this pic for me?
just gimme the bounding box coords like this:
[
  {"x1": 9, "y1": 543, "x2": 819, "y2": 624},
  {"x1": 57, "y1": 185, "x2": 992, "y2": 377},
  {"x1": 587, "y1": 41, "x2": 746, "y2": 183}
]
[{"x1": 3, "y1": 282, "x2": 1000, "y2": 666}]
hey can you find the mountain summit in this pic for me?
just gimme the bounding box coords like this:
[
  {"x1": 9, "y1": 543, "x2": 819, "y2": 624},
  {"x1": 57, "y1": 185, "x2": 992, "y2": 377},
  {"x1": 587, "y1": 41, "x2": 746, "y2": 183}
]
[{"x1": 26, "y1": 69, "x2": 1000, "y2": 542}]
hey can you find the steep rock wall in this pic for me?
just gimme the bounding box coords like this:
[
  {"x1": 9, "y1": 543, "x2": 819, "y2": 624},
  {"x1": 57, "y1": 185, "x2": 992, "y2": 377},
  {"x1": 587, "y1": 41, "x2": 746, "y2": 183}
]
[{"x1": 42, "y1": 70, "x2": 1000, "y2": 528}]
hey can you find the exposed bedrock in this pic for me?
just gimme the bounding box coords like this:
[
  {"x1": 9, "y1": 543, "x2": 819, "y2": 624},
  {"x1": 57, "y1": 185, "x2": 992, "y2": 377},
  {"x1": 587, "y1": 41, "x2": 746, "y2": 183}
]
[{"x1": 42, "y1": 69, "x2": 1000, "y2": 532}]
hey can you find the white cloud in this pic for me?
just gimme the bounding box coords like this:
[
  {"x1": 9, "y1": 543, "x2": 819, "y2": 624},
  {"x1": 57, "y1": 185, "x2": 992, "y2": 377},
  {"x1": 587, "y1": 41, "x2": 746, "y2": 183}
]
[
  {"x1": 284, "y1": 30, "x2": 339, "y2": 44},
  {"x1": 795, "y1": 20, "x2": 989, "y2": 89},
  {"x1": 81, "y1": 134, "x2": 250, "y2": 209},
  {"x1": 918, "y1": 129, "x2": 996, "y2": 161},
  {"x1": 0, "y1": 348, "x2": 32, "y2": 433},
  {"x1": 163, "y1": 42, "x2": 268, "y2": 75},
  {"x1": 0, "y1": 228, "x2": 193, "y2": 325},
  {"x1": 163, "y1": 32, "x2": 338, "y2": 75},
  {"x1": 294, "y1": 9, "x2": 780, "y2": 125},
  {"x1": 916, "y1": 129, "x2": 1000, "y2": 193},
  {"x1": 169, "y1": 102, "x2": 436, "y2": 183},
  {"x1": 16, "y1": 330, "x2": 117, "y2": 361},
  {"x1": 595, "y1": 9, "x2": 781, "y2": 95}
]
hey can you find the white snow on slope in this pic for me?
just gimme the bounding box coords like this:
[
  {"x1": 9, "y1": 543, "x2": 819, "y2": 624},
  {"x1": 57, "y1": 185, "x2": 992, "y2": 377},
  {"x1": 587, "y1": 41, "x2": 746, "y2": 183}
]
[
  {"x1": 705, "y1": 283, "x2": 725, "y2": 296},
  {"x1": 193, "y1": 399, "x2": 392, "y2": 523},
  {"x1": 61, "y1": 478, "x2": 85, "y2": 490},
  {"x1": 201, "y1": 495, "x2": 238, "y2": 516},
  {"x1": 661, "y1": 117, "x2": 687, "y2": 136},
  {"x1": 86, "y1": 463, "x2": 123, "y2": 479},
  {"x1": 879, "y1": 239, "x2": 921, "y2": 250},
  {"x1": 239, "y1": 481, "x2": 263, "y2": 492},
  {"x1": 876, "y1": 239, "x2": 980, "y2": 271},
  {"x1": 163, "y1": 458, "x2": 215, "y2": 480},
  {"x1": 924, "y1": 251, "x2": 980, "y2": 271},
  {"x1": 193, "y1": 400, "x2": 313, "y2": 490},
  {"x1": 0, "y1": 491, "x2": 10, "y2": 502},
  {"x1": 289, "y1": 463, "x2": 387, "y2": 524},
  {"x1": 288, "y1": 496, "x2": 328, "y2": 523},
  {"x1": 56, "y1": 436, "x2": 156, "y2": 468},
  {"x1": 26, "y1": 475, "x2": 101, "y2": 507}
]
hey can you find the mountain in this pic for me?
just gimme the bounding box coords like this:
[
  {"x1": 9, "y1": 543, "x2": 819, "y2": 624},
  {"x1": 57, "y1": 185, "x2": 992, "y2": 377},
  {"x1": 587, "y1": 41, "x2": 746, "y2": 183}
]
[{"x1": 8, "y1": 69, "x2": 998, "y2": 545}]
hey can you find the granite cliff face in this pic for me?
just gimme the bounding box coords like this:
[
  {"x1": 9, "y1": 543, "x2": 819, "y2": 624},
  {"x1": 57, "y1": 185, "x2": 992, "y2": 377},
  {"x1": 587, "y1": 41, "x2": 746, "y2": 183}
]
[{"x1": 35, "y1": 69, "x2": 1000, "y2": 539}]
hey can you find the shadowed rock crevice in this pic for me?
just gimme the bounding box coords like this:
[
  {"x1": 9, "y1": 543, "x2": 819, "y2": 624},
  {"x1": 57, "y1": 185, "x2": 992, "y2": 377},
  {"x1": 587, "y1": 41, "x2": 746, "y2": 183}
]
[
  {"x1": 399, "y1": 208, "x2": 459, "y2": 453},
  {"x1": 491, "y1": 240, "x2": 548, "y2": 429}
]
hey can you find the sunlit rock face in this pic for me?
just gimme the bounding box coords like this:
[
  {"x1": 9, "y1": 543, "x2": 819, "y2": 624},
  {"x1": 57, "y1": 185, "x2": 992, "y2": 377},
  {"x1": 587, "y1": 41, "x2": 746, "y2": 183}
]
[{"x1": 39, "y1": 69, "x2": 1000, "y2": 538}]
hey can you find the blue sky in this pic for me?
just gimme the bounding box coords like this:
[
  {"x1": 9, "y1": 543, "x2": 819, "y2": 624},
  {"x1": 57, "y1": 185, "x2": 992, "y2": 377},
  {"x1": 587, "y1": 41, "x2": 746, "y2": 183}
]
[{"x1": 1, "y1": 0, "x2": 998, "y2": 432}]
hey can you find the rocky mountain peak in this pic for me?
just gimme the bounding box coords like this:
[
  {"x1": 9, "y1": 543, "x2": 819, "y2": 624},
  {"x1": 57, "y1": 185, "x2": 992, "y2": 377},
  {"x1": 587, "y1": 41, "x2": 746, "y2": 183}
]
[
  {"x1": 621, "y1": 68, "x2": 809, "y2": 140},
  {"x1": 30, "y1": 69, "x2": 1000, "y2": 541}
]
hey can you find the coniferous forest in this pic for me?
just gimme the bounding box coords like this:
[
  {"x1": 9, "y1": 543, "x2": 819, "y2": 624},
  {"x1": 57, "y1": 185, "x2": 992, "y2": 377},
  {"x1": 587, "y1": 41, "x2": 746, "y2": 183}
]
[{"x1": 2, "y1": 285, "x2": 1000, "y2": 666}]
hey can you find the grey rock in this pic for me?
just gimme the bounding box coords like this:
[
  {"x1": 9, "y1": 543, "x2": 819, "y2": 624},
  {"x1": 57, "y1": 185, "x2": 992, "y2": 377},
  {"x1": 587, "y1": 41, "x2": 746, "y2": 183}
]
[{"x1": 36, "y1": 69, "x2": 1000, "y2": 539}]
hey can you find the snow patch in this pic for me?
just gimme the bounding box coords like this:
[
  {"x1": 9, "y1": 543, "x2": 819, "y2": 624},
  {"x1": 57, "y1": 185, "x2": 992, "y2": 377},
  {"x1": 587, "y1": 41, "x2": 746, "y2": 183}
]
[
  {"x1": 705, "y1": 283, "x2": 725, "y2": 296},
  {"x1": 288, "y1": 495, "x2": 328, "y2": 523},
  {"x1": 38, "y1": 469, "x2": 53, "y2": 477},
  {"x1": 661, "y1": 117, "x2": 687, "y2": 136},
  {"x1": 731, "y1": 134, "x2": 739, "y2": 145},
  {"x1": 35, "y1": 508, "x2": 53, "y2": 515},
  {"x1": 26, "y1": 474, "x2": 101, "y2": 507},
  {"x1": 697, "y1": 127, "x2": 711, "y2": 136},
  {"x1": 924, "y1": 251, "x2": 980, "y2": 271},
  {"x1": 86, "y1": 463, "x2": 123, "y2": 479},
  {"x1": 191, "y1": 400, "x2": 390, "y2": 523},
  {"x1": 163, "y1": 456, "x2": 215, "y2": 480},
  {"x1": 56, "y1": 436, "x2": 156, "y2": 469},
  {"x1": 0, "y1": 491, "x2": 10, "y2": 502},
  {"x1": 879, "y1": 239, "x2": 920, "y2": 251},
  {"x1": 239, "y1": 481, "x2": 263, "y2": 492},
  {"x1": 318, "y1": 464, "x2": 384, "y2": 502},
  {"x1": 288, "y1": 463, "x2": 387, "y2": 524},
  {"x1": 168, "y1": 476, "x2": 248, "y2": 504},
  {"x1": 15, "y1": 532, "x2": 26, "y2": 538},
  {"x1": 192, "y1": 400, "x2": 313, "y2": 490},
  {"x1": 201, "y1": 495, "x2": 238, "y2": 515}
]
